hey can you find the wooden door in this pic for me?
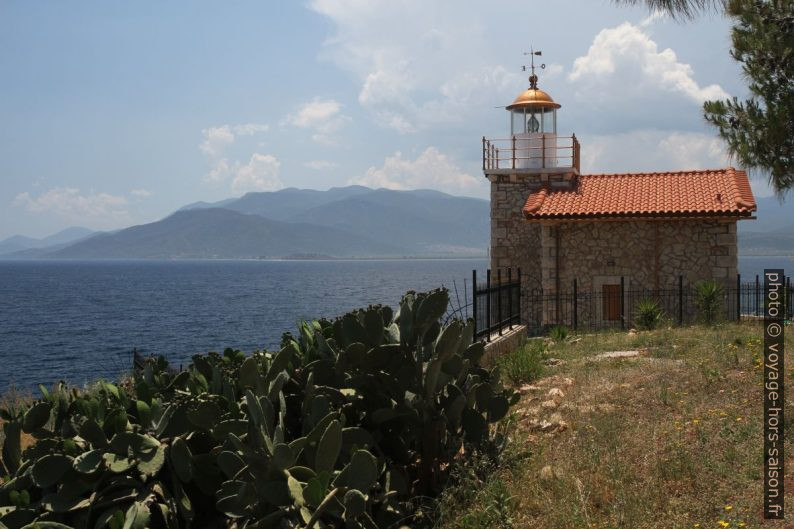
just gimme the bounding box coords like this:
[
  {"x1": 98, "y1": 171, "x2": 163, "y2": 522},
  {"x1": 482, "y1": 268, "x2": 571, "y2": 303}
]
[{"x1": 602, "y1": 284, "x2": 621, "y2": 321}]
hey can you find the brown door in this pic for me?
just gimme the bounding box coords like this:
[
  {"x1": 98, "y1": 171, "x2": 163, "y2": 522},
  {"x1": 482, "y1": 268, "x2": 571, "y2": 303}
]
[{"x1": 602, "y1": 284, "x2": 621, "y2": 321}]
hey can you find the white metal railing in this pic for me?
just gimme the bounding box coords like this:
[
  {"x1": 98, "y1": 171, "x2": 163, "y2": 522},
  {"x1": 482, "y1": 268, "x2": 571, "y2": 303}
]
[{"x1": 482, "y1": 134, "x2": 580, "y2": 172}]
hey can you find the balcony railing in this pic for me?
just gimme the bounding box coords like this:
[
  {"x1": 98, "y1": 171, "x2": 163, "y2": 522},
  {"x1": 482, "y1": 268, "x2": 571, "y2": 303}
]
[{"x1": 482, "y1": 134, "x2": 580, "y2": 173}]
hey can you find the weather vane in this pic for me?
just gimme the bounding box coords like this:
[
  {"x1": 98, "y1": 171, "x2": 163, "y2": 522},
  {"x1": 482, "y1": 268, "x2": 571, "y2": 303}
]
[{"x1": 522, "y1": 47, "x2": 545, "y2": 89}]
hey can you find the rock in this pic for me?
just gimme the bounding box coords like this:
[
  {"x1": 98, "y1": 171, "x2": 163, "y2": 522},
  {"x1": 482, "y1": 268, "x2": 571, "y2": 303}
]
[
  {"x1": 556, "y1": 420, "x2": 569, "y2": 433},
  {"x1": 519, "y1": 384, "x2": 543, "y2": 394},
  {"x1": 628, "y1": 328, "x2": 637, "y2": 335},
  {"x1": 544, "y1": 358, "x2": 565, "y2": 366},
  {"x1": 562, "y1": 377, "x2": 574, "y2": 387},
  {"x1": 595, "y1": 350, "x2": 642, "y2": 360},
  {"x1": 541, "y1": 399, "x2": 557, "y2": 409},
  {"x1": 539, "y1": 465, "x2": 562, "y2": 482},
  {"x1": 539, "y1": 465, "x2": 555, "y2": 481},
  {"x1": 547, "y1": 387, "x2": 565, "y2": 400}
]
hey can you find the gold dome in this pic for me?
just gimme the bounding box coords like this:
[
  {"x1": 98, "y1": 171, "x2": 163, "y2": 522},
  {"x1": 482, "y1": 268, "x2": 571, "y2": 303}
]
[{"x1": 506, "y1": 74, "x2": 561, "y2": 111}]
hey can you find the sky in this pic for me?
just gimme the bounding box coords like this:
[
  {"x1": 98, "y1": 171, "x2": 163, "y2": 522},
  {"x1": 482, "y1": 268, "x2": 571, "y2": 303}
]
[{"x1": 0, "y1": 0, "x2": 770, "y2": 239}]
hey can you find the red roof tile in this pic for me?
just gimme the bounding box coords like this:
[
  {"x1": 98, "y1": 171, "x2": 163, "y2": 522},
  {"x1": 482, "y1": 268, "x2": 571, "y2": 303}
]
[{"x1": 522, "y1": 168, "x2": 756, "y2": 220}]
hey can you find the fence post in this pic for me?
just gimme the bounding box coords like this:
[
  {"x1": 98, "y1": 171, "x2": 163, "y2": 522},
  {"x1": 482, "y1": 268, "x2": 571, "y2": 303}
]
[
  {"x1": 573, "y1": 278, "x2": 578, "y2": 331},
  {"x1": 507, "y1": 268, "x2": 513, "y2": 330},
  {"x1": 497, "y1": 268, "x2": 503, "y2": 336},
  {"x1": 486, "y1": 269, "x2": 492, "y2": 343},
  {"x1": 678, "y1": 275, "x2": 683, "y2": 325},
  {"x1": 482, "y1": 138, "x2": 486, "y2": 171},
  {"x1": 736, "y1": 273, "x2": 741, "y2": 322},
  {"x1": 512, "y1": 136, "x2": 516, "y2": 170},
  {"x1": 620, "y1": 276, "x2": 625, "y2": 330},
  {"x1": 517, "y1": 267, "x2": 522, "y2": 323},
  {"x1": 756, "y1": 274, "x2": 760, "y2": 317},
  {"x1": 472, "y1": 269, "x2": 477, "y2": 342},
  {"x1": 787, "y1": 276, "x2": 791, "y2": 321}
]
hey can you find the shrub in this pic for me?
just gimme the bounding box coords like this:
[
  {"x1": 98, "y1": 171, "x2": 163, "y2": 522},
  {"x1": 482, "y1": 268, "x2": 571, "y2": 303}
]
[
  {"x1": 0, "y1": 289, "x2": 518, "y2": 529},
  {"x1": 695, "y1": 279, "x2": 725, "y2": 325},
  {"x1": 634, "y1": 297, "x2": 665, "y2": 331},
  {"x1": 499, "y1": 340, "x2": 545, "y2": 386},
  {"x1": 548, "y1": 325, "x2": 568, "y2": 342}
]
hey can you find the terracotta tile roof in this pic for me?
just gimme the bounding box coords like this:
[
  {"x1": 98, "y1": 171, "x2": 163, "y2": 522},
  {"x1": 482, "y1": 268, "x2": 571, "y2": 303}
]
[{"x1": 522, "y1": 168, "x2": 757, "y2": 220}]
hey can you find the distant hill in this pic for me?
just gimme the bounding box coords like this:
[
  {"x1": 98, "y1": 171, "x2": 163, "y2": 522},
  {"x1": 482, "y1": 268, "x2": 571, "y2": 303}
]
[
  {"x1": 48, "y1": 208, "x2": 406, "y2": 259},
  {"x1": 27, "y1": 187, "x2": 490, "y2": 259},
  {"x1": 222, "y1": 185, "x2": 373, "y2": 220},
  {"x1": 0, "y1": 227, "x2": 94, "y2": 256},
  {"x1": 738, "y1": 195, "x2": 794, "y2": 255},
  {"x1": 287, "y1": 188, "x2": 488, "y2": 254}
]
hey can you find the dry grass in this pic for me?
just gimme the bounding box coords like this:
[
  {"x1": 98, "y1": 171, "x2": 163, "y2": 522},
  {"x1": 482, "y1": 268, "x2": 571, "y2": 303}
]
[{"x1": 439, "y1": 322, "x2": 794, "y2": 529}]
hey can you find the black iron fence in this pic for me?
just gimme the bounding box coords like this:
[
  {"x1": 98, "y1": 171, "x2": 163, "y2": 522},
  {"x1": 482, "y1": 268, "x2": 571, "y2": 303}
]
[
  {"x1": 449, "y1": 271, "x2": 792, "y2": 342},
  {"x1": 471, "y1": 268, "x2": 521, "y2": 341},
  {"x1": 529, "y1": 273, "x2": 793, "y2": 334}
]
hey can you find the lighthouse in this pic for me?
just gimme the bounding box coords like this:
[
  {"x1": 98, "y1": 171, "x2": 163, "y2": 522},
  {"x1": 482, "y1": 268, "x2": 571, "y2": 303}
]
[
  {"x1": 483, "y1": 51, "x2": 579, "y2": 177},
  {"x1": 484, "y1": 51, "x2": 755, "y2": 332}
]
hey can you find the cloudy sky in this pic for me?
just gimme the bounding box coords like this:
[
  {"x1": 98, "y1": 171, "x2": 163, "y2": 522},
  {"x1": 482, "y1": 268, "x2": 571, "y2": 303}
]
[{"x1": 0, "y1": 1, "x2": 767, "y2": 239}]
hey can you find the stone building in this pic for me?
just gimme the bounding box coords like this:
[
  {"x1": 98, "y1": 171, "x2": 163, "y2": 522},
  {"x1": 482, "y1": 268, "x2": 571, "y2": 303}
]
[{"x1": 485, "y1": 70, "x2": 757, "y2": 329}]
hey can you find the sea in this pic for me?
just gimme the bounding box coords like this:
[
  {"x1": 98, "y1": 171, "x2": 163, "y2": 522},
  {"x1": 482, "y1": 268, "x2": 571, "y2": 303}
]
[{"x1": 0, "y1": 256, "x2": 791, "y2": 393}]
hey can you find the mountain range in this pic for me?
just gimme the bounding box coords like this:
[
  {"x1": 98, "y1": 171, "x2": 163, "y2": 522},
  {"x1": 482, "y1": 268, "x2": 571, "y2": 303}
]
[
  {"x1": 1, "y1": 187, "x2": 490, "y2": 259},
  {"x1": 1, "y1": 187, "x2": 791, "y2": 260}
]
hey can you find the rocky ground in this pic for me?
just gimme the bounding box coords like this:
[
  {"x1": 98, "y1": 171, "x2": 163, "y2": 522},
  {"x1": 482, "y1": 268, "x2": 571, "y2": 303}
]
[{"x1": 439, "y1": 322, "x2": 794, "y2": 529}]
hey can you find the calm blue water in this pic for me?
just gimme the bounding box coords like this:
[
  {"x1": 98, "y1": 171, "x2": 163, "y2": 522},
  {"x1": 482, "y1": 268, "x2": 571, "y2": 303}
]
[
  {"x1": 0, "y1": 256, "x2": 791, "y2": 392},
  {"x1": 0, "y1": 259, "x2": 487, "y2": 391}
]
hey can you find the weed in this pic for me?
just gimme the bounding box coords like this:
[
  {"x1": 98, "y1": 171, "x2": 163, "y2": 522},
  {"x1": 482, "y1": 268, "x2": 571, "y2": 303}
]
[
  {"x1": 548, "y1": 324, "x2": 569, "y2": 342},
  {"x1": 498, "y1": 340, "x2": 545, "y2": 386},
  {"x1": 634, "y1": 297, "x2": 665, "y2": 330},
  {"x1": 694, "y1": 279, "x2": 725, "y2": 325}
]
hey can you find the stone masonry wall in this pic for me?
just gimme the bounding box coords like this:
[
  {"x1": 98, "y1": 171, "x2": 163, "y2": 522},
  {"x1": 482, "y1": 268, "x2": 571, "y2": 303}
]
[
  {"x1": 489, "y1": 175, "x2": 543, "y2": 326},
  {"x1": 541, "y1": 219, "x2": 739, "y2": 294}
]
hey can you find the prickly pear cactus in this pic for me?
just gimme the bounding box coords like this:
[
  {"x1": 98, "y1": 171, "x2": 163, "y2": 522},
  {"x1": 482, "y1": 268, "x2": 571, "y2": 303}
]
[{"x1": 0, "y1": 288, "x2": 516, "y2": 529}]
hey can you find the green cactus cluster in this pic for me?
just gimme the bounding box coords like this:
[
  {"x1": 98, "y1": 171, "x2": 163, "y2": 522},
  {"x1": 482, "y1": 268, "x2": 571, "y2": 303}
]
[{"x1": 0, "y1": 288, "x2": 517, "y2": 529}]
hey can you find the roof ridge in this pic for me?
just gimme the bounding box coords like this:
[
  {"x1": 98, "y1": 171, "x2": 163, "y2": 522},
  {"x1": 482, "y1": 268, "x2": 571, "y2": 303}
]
[{"x1": 580, "y1": 167, "x2": 736, "y2": 178}]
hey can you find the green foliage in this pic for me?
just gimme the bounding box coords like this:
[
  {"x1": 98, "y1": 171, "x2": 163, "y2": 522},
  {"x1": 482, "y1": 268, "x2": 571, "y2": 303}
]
[
  {"x1": 614, "y1": 0, "x2": 726, "y2": 20},
  {"x1": 498, "y1": 340, "x2": 546, "y2": 386},
  {"x1": 703, "y1": 0, "x2": 794, "y2": 196},
  {"x1": 634, "y1": 298, "x2": 665, "y2": 331},
  {"x1": 0, "y1": 288, "x2": 517, "y2": 529},
  {"x1": 548, "y1": 325, "x2": 568, "y2": 342},
  {"x1": 694, "y1": 279, "x2": 725, "y2": 325}
]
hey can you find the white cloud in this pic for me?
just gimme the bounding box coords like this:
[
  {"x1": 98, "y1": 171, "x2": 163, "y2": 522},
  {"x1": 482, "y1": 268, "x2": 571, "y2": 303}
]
[
  {"x1": 130, "y1": 188, "x2": 152, "y2": 198},
  {"x1": 200, "y1": 125, "x2": 235, "y2": 157},
  {"x1": 199, "y1": 123, "x2": 269, "y2": 157},
  {"x1": 349, "y1": 147, "x2": 482, "y2": 194},
  {"x1": 205, "y1": 159, "x2": 231, "y2": 183},
  {"x1": 231, "y1": 154, "x2": 283, "y2": 194},
  {"x1": 310, "y1": 2, "x2": 732, "y2": 138},
  {"x1": 304, "y1": 160, "x2": 339, "y2": 170},
  {"x1": 568, "y1": 22, "x2": 728, "y2": 104},
  {"x1": 308, "y1": 1, "x2": 522, "y2": 133},
  {"x1": 284, "y1": 98, "x2": 350, "y2": 144},
  {"x1": 13, "y1": 187, "x2": 129, "y2": 224},
  {"x1": 580, "y1": 129, "x2": 730, "y2": 174},
  {"x1": 199, "y1": 122, "x2": 276, "y2": 191}
]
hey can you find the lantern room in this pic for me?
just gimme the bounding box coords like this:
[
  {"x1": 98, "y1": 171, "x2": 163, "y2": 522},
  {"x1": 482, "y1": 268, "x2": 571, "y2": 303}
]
[
  {"x1": 507, "y1": 74, "x2": 560, "y2": 136},
  {"x1": 482, "y1": 59, "x2": 579, "y2": 175}
]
